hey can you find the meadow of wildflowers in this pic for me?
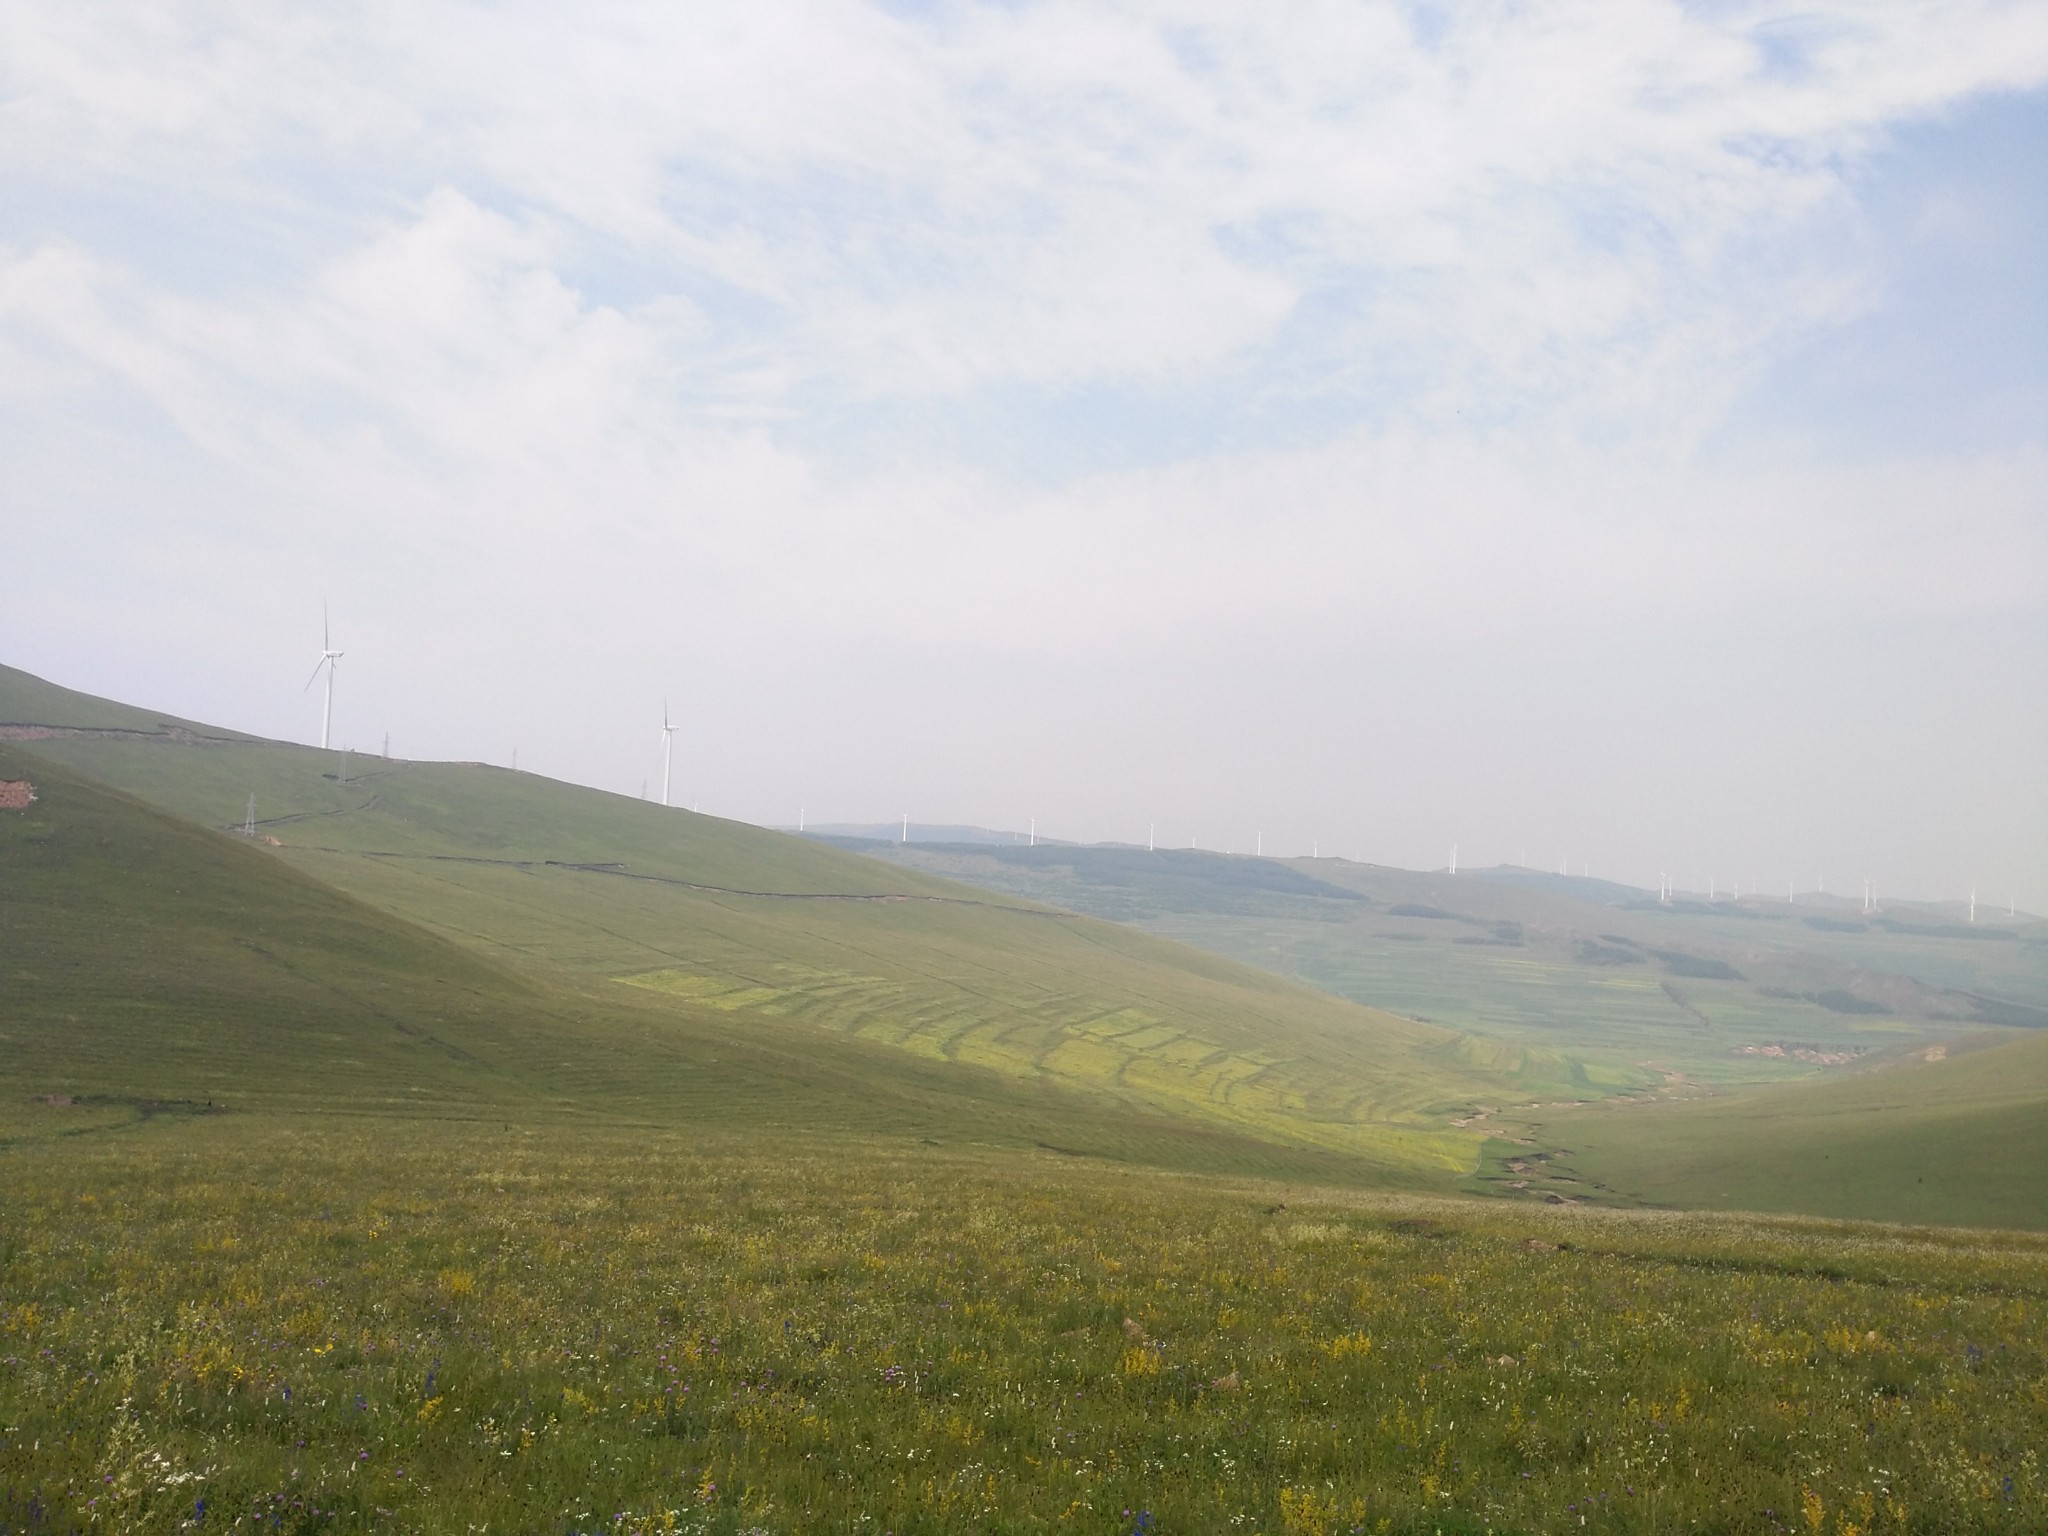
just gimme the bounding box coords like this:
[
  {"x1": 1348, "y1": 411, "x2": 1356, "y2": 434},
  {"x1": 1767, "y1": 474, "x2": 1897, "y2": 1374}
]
[{"x1": 2, "y1": 1114, "x2": 2044, "y2": 1535}]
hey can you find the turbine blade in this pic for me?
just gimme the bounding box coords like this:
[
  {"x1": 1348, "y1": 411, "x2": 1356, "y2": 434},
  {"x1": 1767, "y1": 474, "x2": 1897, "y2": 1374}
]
[
  {"x1": 304, "y1": 656, "x2": 328, "y2": 690},
  {"x1": 323, "y1": 601, "x2": 330, "y2": 651}
]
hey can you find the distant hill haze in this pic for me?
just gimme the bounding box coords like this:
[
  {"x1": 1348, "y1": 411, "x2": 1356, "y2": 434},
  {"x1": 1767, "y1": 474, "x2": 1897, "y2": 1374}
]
[
  {"x1": 830, "y1": 836, "x2": 2047, "y2": 1087},
  {"x1": 799, "y1": 822, "x2": 1057, "y2": 846}
]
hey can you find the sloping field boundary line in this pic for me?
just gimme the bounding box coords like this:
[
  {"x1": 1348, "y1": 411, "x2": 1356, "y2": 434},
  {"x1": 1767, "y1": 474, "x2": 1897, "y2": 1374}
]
[
  {"x1": 300, "y1": 846, "x2": 1065, "y2": 915},
  {"x1": 0, "y1": 722, "x2": 252, "y2": 744}
]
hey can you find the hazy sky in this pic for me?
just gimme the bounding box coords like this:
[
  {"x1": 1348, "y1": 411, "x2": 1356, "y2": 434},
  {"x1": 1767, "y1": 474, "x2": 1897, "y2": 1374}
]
[{"x1": 3, "y1": 2, "x2": 2044, "y2": 906}]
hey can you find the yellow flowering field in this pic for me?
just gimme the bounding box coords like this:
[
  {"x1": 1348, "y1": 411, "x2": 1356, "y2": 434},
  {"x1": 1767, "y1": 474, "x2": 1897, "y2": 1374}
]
[{"x1": 1, "y1": 1115, "x2": 2043, "y2": 1534}]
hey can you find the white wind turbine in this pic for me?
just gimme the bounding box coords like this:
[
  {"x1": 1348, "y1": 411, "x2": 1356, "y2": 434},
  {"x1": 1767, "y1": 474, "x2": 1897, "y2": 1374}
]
[
  {"x1": 659, "y1": 701, "x2": 680, "y2": 808},
  {"x1": 305, "y1": 606, "x2": 343, "y2": 750}
]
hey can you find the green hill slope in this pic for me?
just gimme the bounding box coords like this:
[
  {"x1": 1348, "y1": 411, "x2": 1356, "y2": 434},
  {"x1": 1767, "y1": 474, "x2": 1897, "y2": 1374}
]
[
  {"x1": 830, "y1": 838, "x2": 2048, "y2": 1088},
  {"x1": 0, "y1": 663, "x2": 1505, "y2": 1173},
  {"x1": 0, "y1": 744, "x2": 1458, "y2": 1183},
  {"x1": 1495, "y1": 1029, "x2": 2048, "y2": 1229},
  {"x1": 0, "y1": 743, "x2": 544, "y2": 1117}
]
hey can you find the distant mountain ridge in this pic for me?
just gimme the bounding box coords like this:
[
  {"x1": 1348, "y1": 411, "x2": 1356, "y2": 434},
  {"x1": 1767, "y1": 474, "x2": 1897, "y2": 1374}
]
[{"x1": 797, "y1": 822, "x2": 1059, "y2": 846}]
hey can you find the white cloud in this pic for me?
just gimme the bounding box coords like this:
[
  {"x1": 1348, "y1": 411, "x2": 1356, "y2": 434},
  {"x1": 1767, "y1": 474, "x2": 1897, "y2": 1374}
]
[
  {"x1": 9, "y1": 0, "x2": 2045, "y2": 414},
  {"x1": 1, "y1": 0, "x2": 2043, "y2": 900}
]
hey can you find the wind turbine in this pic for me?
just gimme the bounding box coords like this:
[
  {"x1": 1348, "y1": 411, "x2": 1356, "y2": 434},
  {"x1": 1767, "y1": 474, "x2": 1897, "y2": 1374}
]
[
  {"x1": 659, "y1": 702, "x2": 680, "y2": 807},
  {"x1": 304, "y1": 606, "x2": 343, "y2": 750}
]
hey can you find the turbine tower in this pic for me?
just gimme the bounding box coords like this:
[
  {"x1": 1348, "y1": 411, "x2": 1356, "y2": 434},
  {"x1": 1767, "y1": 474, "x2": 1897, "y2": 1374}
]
[
  {"x1": 659, "y1": 702, "x2": 680, "y2": 808},
  {"x1": 304, "y1": 606, "x2": 343, "y2": 750}
]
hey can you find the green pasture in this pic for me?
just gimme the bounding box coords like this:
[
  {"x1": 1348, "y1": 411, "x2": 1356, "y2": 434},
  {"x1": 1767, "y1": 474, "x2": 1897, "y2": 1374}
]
[
  {"x1": 0, "y1": 662, "x2": 1512, "y2": 1174},
  {"x1": 1493, "y1": 1029, "x2": 2048, "y2": 1231},
  {"x1": 9, "y1": 657, "x2": 2048, "y2": 1230},
  {"x1": 7, "y1": 659, "x2": 2048, "y2": 1531},
  {"x1": 4, "y1": 1115, "x2": 2046, "y2": 1534},
  {"x1": 0, "y1": 746, "x2": 1465, "y2": 1188}
]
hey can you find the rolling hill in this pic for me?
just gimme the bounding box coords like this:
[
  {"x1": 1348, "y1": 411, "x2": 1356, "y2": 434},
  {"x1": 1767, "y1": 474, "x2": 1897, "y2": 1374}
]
[
  {"x1": 11, "y1": 659, "x2": 2046, "y2": 1228},
  {"x1": 1, "y1": 663, "x2": 1542, "y2": 1176},
  {"x1": 825, "y1": 836, "x2": 2048, "y2": 1088},
  {"x1": 1490, "y1": 1027, "x2": 2048, "y2": 1229},
  {"x1": 1, "y1": 741, "x2": 1503, "y2": 1184}
]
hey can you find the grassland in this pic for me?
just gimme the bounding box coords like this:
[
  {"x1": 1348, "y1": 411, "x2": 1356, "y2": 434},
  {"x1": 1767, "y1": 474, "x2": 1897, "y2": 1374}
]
[
  {"x1": 7, "y1": 660, "x2": 2048, "y2": 1530},
  {"x1": 833, "y1": 841, "x2": 2048, "y2": 1090},
  {"x1": 5, "y1": 1114, "x2": 2047, "y2": 1535},
  {"x1": 0, "y1": 662, "x2": 1546, "y2": 1174},
  {"x1": 1487, "y1": 1029, "x2": 2048, "y2": 1231},
  {"x1": 0, "y1": 744, "x2": 1449, "y2": 1189},
  {"x1": 9, "y1": 659, "x2": 2048, "y2": 1225}
]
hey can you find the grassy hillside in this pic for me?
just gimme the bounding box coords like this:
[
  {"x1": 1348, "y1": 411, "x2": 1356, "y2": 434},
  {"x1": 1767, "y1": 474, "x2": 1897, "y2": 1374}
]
[
  {"x1": 831, "y1": 838, "x2": 2048, "y2": 1088},
  {"x1": 14, "y1": 659, "x2": 2045, "y2": 1228},
  {"x1": 1, "y1": 663, "x2": 1519, "y2": 1174},
  {"x1": 0, "y1": 742, "x2": 566, "y2": 1118},
  {"x1": 1488, "y1": 1028, "x2": 2048, "y2": 1229},
  {"x1": 1, "y1": 744, "x2": 1470, "y2": 1185}
]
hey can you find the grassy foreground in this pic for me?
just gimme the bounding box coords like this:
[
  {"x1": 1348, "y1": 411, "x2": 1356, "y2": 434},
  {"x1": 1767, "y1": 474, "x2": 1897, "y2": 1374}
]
[{"x1": 4, "y1": 1116, "x2": 2045, "y2": 1535}]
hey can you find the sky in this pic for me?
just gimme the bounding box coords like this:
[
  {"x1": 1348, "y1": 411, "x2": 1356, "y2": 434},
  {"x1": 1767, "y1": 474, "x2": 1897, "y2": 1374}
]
[{"x1": 2, "y1": 0, "x2": 2044, "y2": 908}]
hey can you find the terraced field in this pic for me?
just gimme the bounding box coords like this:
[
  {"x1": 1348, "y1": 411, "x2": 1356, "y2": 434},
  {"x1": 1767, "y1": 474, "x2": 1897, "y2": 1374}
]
[{"x1": 840, "y1": 839, "x2": 2048, "y2": 1088}]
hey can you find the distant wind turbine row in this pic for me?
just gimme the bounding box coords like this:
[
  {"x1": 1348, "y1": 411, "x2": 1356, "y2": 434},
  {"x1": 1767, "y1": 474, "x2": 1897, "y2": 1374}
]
[{"x1": 308, "y1": 609, "x2": 2020, "y2": 913}]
